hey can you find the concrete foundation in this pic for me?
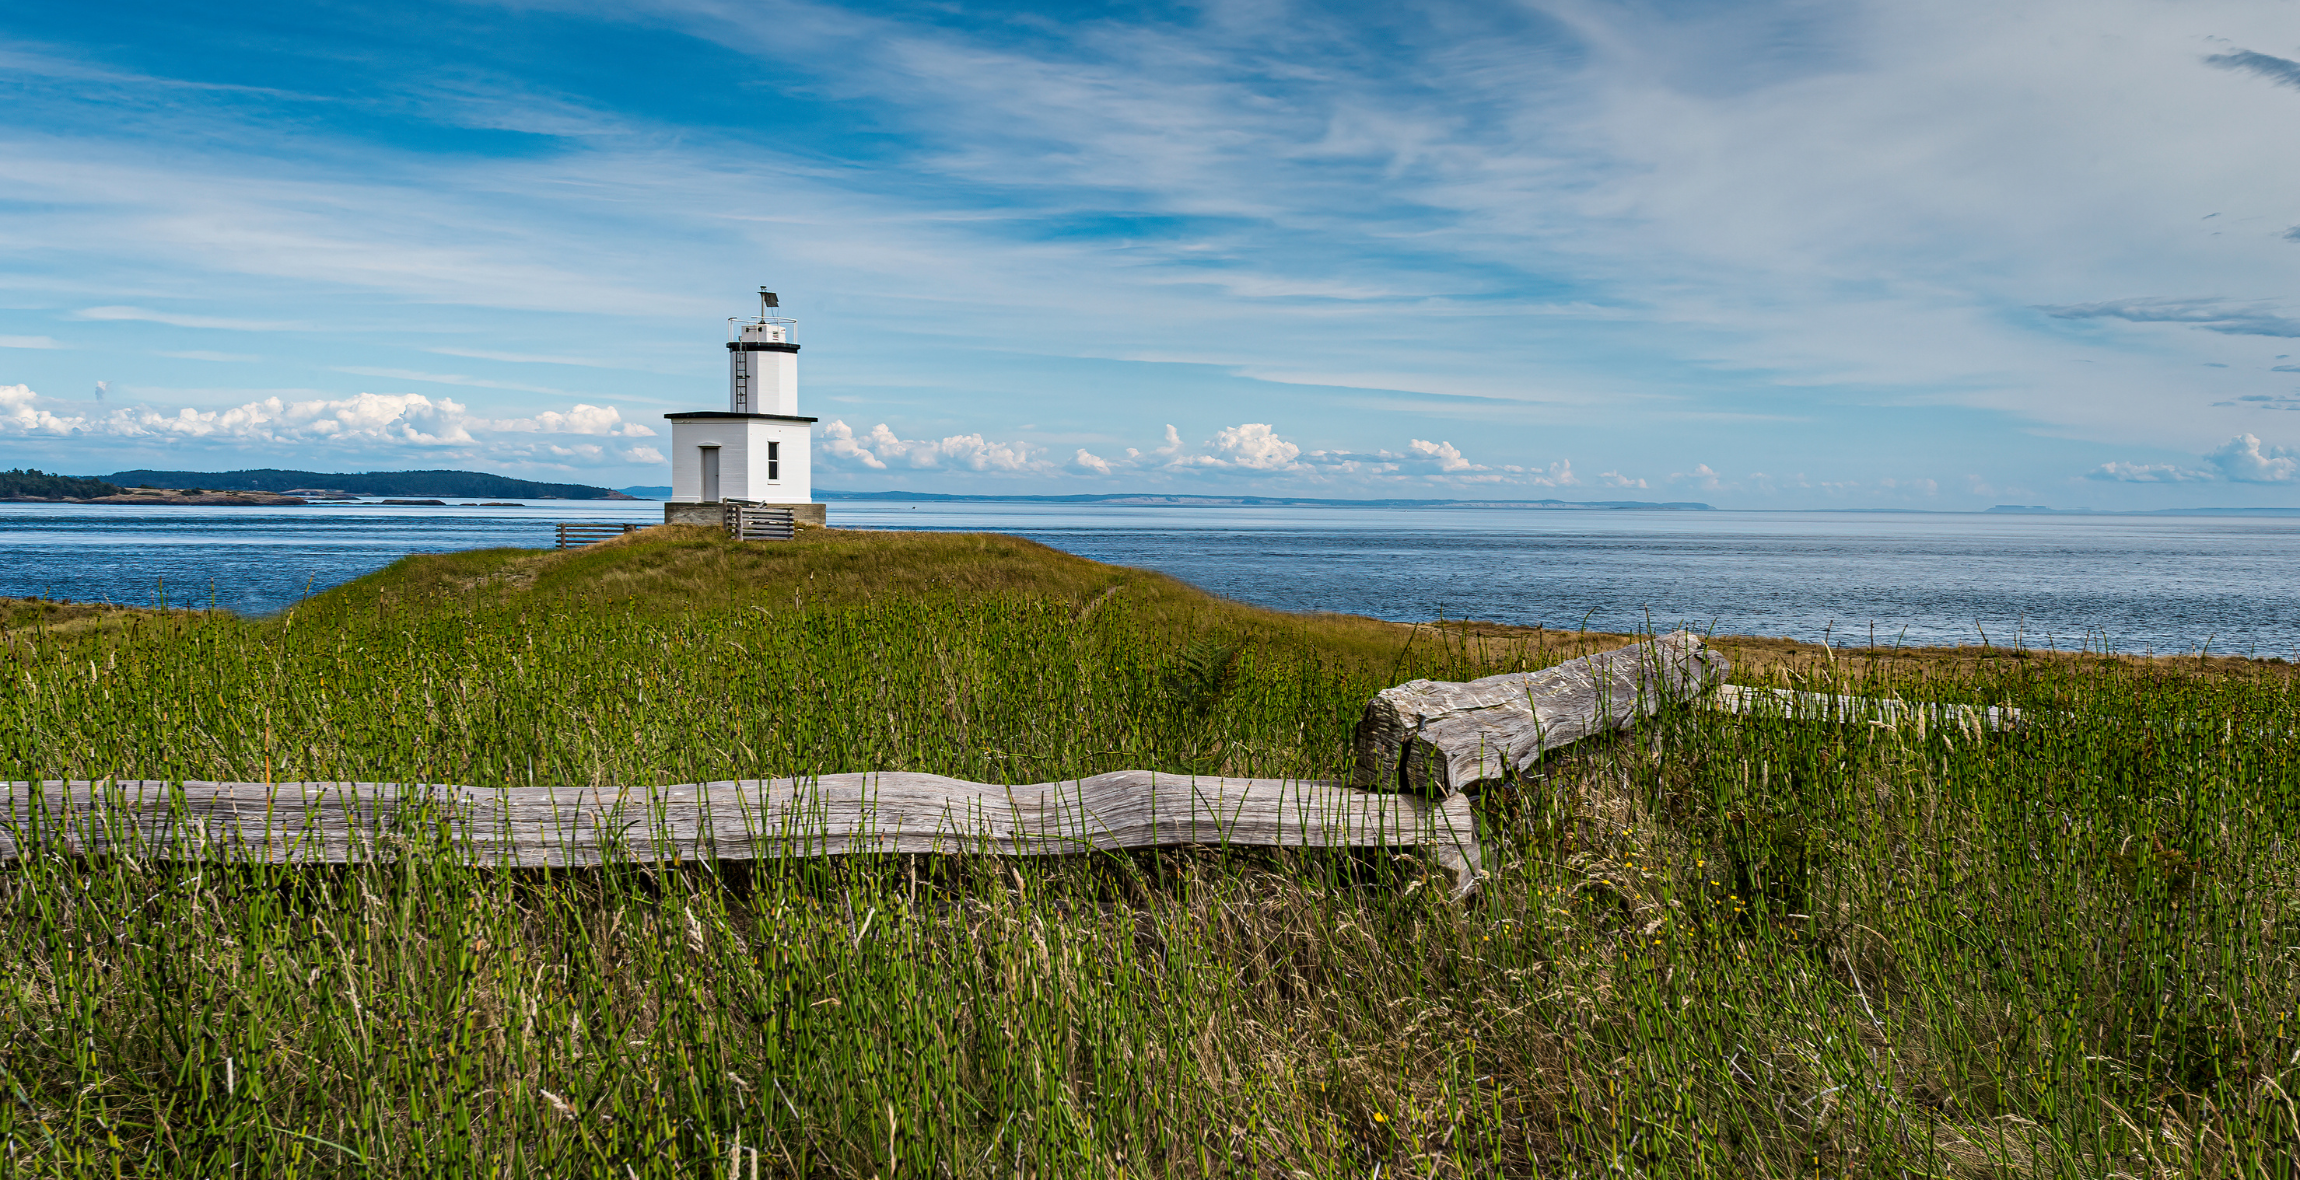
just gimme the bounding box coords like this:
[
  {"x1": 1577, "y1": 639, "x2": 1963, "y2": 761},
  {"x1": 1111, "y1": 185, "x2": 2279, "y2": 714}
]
[{"x1": 663, "y1": 502, "x2": 828, "y2": 529}]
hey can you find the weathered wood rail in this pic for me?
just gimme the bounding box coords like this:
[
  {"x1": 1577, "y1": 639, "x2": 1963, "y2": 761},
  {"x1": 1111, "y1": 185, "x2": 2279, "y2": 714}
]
[
  {"x1": 0, "y1": 633, "x2": 1753, "y2": 899},
  {"x1": 1707, "y1": 684, "x2": 2024, "y2": 731},
  {"x1": 2, "y1": 772, "x2": 1485, "y2": 896},
  {"x1": 1353, "y1": 629, "x2": 1728, "y2": 796},
  {"x1": 5, "y1": 628, "x2": 2094, "y2": 900}
]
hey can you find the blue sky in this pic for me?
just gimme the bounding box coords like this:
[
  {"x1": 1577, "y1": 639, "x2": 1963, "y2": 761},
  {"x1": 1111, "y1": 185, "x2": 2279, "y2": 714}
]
[{"x1": 3, "y1": 0, "x2": 2298, "y2": 507}]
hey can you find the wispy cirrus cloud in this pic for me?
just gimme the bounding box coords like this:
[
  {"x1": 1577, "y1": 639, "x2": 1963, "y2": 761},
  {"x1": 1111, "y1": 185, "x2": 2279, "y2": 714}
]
[
  {"x1": 0, "y1": 44, "x2": 318, "y2": 97},
  {"x1": 2040, "y1": 297, "x2": 2300, "y2": 338},
  {"x1": 330, "y1": 366, "x2": 601, "y2": 397},
  {"x1": 73, "y1": 306, "x2": 306, "y2": 331},
  {"x1": 2204, "y1": 49, "x2": 2300, "y2": 91},
  {"x1": 4, "y1": 0, "x2": 2298, "y2": 499},
  {"x1": 0, "y1": 336, "x2": 66, "y2": 349},
  {"x1": 2216, "y1": 392, "x2": 2300, "y2": 411},
  {"x1": 424, "y1": 346, "x2": 663, "y2": 371},
  {"x1": 158, "y1": 350, "x2": 261, "y2": 362}
]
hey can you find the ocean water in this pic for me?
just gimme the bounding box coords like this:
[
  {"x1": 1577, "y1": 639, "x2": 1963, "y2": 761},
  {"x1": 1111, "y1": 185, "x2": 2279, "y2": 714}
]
[
  {"x1": 3, "y1": 500, "x2": 2296, "y2": 657},
  {"x1": 0, "y1": 500, "x2": 663, "y2": 613}
]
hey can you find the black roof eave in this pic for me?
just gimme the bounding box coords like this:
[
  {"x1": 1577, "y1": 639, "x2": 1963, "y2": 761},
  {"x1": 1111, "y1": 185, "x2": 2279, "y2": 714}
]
[{"x1": 664, "y1": 412, "x2": 820, "y2": 424}]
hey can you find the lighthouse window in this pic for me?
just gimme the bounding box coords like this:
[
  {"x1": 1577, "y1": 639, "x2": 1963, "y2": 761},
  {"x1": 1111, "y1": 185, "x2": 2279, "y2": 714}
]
[{"x1": 767, "y1": 440, "x2": 781, "y2": 482}]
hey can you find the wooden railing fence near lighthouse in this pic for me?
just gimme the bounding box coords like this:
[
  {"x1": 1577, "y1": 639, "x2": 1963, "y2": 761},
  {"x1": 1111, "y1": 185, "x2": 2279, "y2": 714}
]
[
  {"x1": 555, "y1": 522, "x2": 640, "y2": 549},
  {"x1": 726, "y1": 505, "x2": 795, "y2": 541}
]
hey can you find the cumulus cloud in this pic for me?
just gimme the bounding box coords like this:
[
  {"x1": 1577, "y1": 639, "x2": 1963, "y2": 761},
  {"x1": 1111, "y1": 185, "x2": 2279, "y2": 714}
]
[
  {"x1": 825, "y1": 418, "x2": 1601, "y2": 490},
  {"x1": 1598, "y1": 470, "x2": 1648, "y2": 488},
  {"x1": 2039, "y1": 297, "x2": 2300, "y2": 338},
  {"x1": 1669, "y1": 464, "x2": 1726, "y2": 491},
  {"x1": 2086, "y1": 460, "x2": 2214, "y2": 483},
  {"x1": 1295, "y1": 435, "x2": 1560, "y2": 480},
  {"x1": 1404, "y1": 438, "x2": 1473, "y2": 473},
  {"x1": 0, "y1": 383, "x2": 659, "y2": 467},
  {"x1": 485, "y1": 404, "x2": 654, "y2": 437},
  {"x1": 1, "y1": 384, "x2": 480, "y2": 445},
  {"x1": 0, "y1": 385, "x2": 85, "y2": 434},
  {"x1": 2088, "y1": 434, "x2": 2298, "y2": 483},
  {"x1": 819, "y1": 419, "x2": 1046, "y2": 472},
  {"x1": 1516, "y1": 460, "x2": 1580, "y2": 487},
  {"x1": 2204, "y1": 433, "x2": 2298, "y2": 482},
  {"x1": 1205, "y1": 422, "x2": 1301, "y2": 470}
]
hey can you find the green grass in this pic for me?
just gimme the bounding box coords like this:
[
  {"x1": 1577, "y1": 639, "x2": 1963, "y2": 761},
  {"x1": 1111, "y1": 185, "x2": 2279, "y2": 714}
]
[{"x1": 2, "y1": 527, "x2": 2297, "y2": 1177}]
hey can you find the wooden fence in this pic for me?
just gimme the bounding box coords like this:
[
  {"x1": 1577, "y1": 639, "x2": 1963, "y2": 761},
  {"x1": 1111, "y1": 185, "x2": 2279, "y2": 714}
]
[
  {"x1": 555, "y1": 522, "x2": 640, "y2": 550},
  {"x1": 0, "y1": 634, "x2": 1727, "y2": 899},
  {"x1": 0, "y1": 631, "x2": 2095, "y2": 899},
  {"x1": 0, "y1": 773, "x2": 1483, "y2": 895},
  {"x1": 728, "y1": 506, "x2": 795, "y2": 541}
]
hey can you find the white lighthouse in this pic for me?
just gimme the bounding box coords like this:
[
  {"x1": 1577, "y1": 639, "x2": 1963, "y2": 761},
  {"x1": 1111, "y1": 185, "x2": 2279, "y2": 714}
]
[{"x1": 663, "y1": 289, "x2": 826, "y2": 528}]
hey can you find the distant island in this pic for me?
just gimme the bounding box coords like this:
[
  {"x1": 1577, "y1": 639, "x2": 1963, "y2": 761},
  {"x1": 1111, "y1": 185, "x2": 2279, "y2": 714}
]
[
  {"x1": 1985, "y1": 504, "x2": 2300, "y2": 517},
  {"x1": 2, "y1": 469, "x2": 311, "y2": 505},
  {"x1": 1, "y1": 468, "x2": 124, "y2": 500},
  {"x1": 819, "y1": 490, "x2": 1715, "y2": 510},
  {"x1": 103, "y1": 468, "x2": 637, "y2": 500}
]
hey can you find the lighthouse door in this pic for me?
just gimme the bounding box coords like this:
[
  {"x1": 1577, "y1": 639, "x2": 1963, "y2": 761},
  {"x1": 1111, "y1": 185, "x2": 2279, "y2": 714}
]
[{"x1": 700, "y1": 446, "x2": 721, "y2": 502}]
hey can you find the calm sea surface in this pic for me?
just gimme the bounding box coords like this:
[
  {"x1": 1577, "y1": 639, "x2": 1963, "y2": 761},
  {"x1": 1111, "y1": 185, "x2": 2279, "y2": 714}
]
[{"x1": 3, "y1": 500, "x2": 2295, "y2": 656}]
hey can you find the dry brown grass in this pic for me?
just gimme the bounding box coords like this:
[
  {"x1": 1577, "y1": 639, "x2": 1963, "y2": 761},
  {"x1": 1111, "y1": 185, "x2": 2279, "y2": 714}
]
[
  {"x1": 1433, "y1": 618, "x2": 2296, "y2": 688},
  {"x1": 0, "y1": 596, "x2": 216, "y2": 648}
]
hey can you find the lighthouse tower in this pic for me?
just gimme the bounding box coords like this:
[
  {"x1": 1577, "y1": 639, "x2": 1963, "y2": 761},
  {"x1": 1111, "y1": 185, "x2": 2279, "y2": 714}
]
[{"x1": 663, "y1": 289, "x2": 826, "y2": 528}]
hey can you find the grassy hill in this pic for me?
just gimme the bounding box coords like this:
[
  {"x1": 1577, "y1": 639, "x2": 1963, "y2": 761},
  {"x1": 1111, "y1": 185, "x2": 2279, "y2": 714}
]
[
  {"x1": 2, "y1": 526, "x2": 2295, "y2": 1177},
  {"x1": 321, "y1": 523, "x2": 1573, "y2": 669}
]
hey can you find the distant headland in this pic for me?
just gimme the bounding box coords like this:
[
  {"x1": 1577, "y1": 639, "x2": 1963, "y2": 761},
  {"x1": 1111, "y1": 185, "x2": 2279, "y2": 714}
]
[
  {"x1": 1985, "y1": 504, "x2": 2300, "y2": 517},
  {"x1": 818, "y1": 490, "x2": 1716, "y2": 510},
  {"x1": 98, "y1": 469, "x2": 638, "y2": 501}
]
